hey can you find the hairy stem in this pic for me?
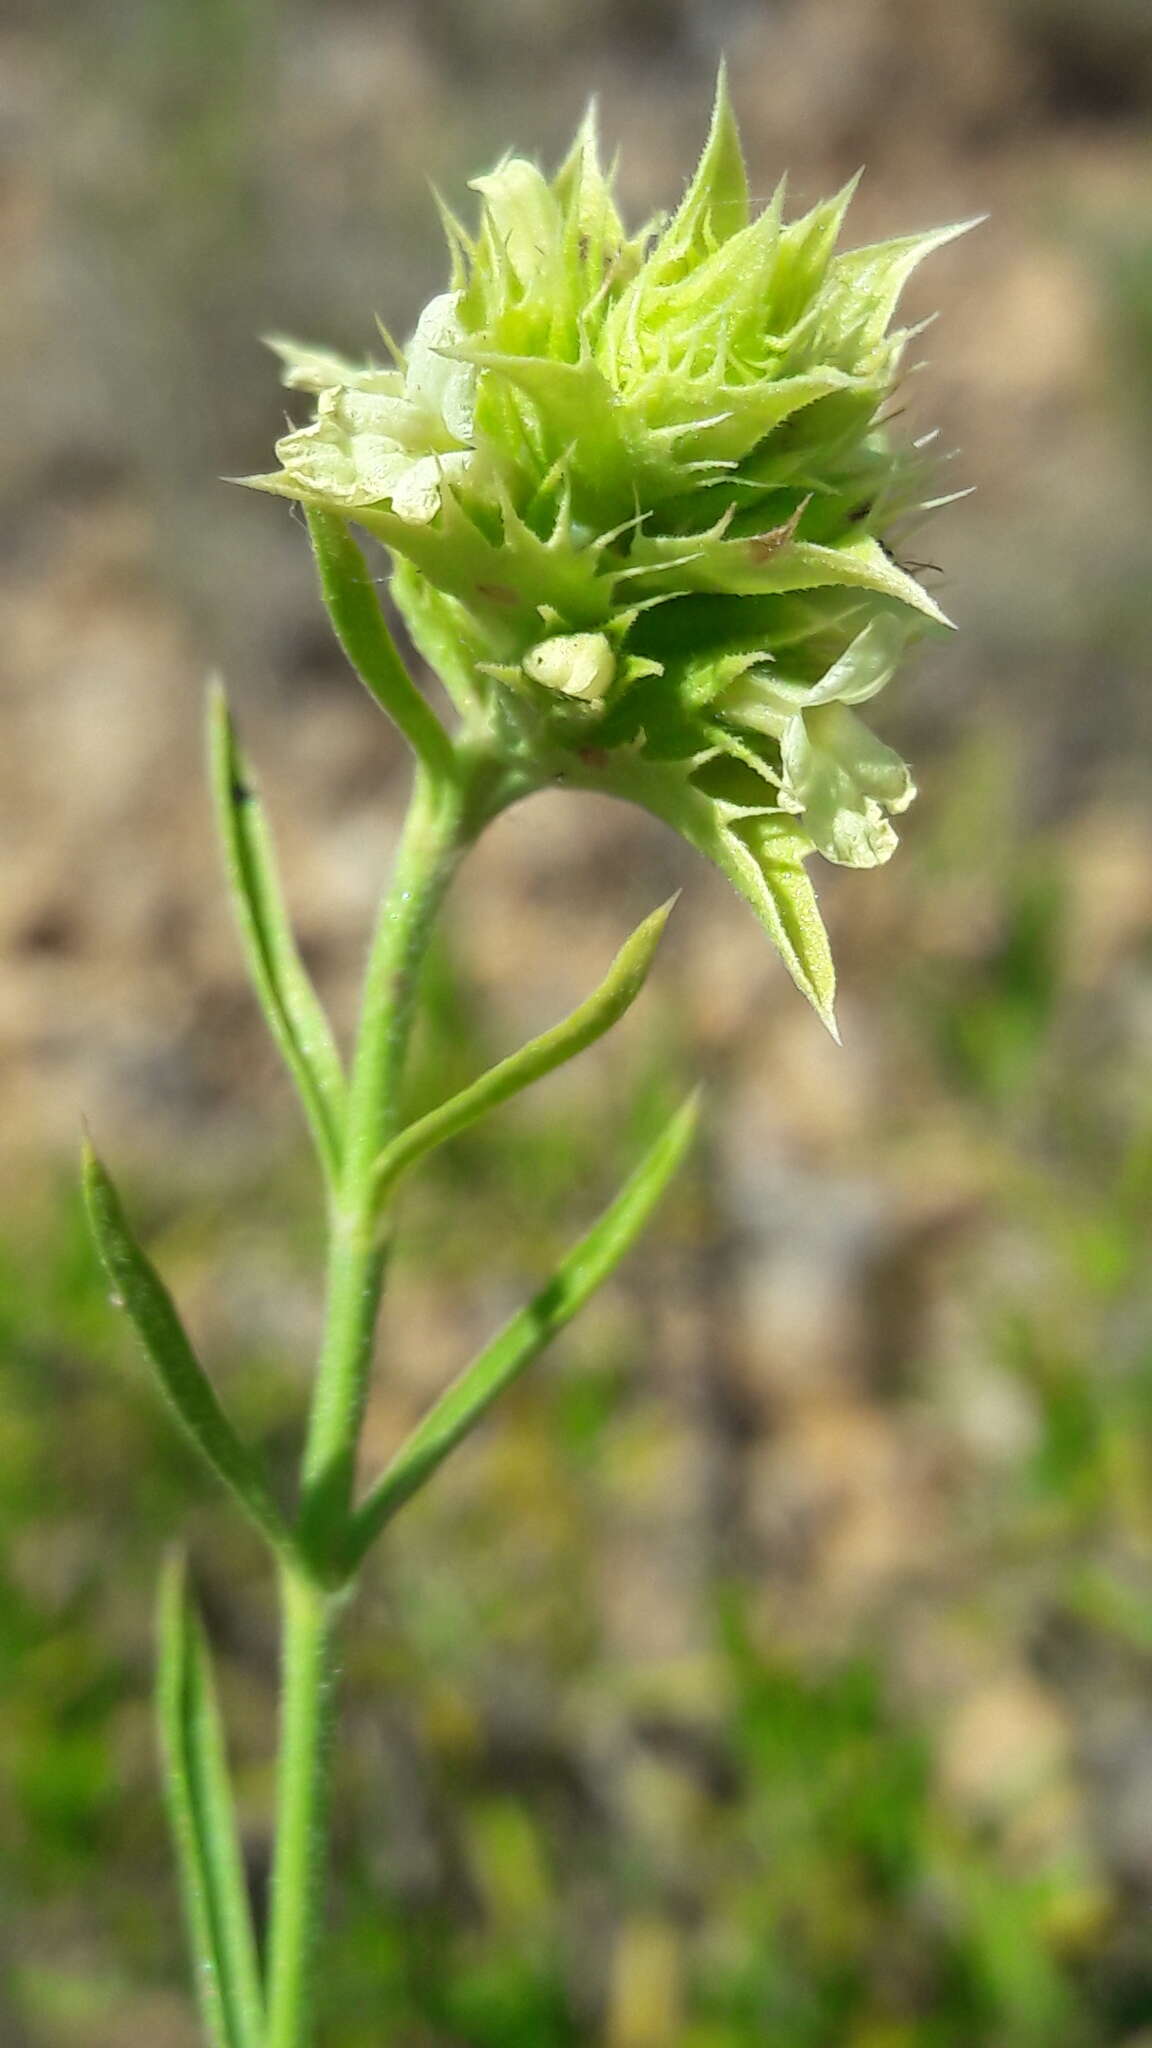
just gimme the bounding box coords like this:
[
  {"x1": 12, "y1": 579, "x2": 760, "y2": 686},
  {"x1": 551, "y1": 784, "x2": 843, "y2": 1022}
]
[
  {"x1": 299, "y1": 762, "x2": 474, "y2": 1559},
  {"x1": 265, "y1": 1571, "x2": 336, "y2": 2048},
  {"x1": 265, "y1": 744, "x2": 504, "y2": 2047}
]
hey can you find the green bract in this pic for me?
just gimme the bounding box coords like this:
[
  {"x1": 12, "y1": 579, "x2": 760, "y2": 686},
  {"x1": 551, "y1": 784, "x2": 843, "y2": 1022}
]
[{"x1": 251, "y1": 77, "x2": 971, "y2": 1029}]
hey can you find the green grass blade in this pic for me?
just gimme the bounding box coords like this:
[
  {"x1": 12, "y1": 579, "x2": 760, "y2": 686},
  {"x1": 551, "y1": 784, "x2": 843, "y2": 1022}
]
[
  {"x1": 343, "y1": 1093, "x2": 699, "y2": 1570},
  {"x1": 208, "y1": 681, "x2": 346, "y2": 1183},
  {"x1": 83, "y1": 1142, "x2": 296, "y2": 1562},
  {"x1": 367, "y1": 896, "x2": 678, "y2": 1219},
  {"x1": 157, "y1": 1556, "x2": 266, "y2": 2048},
  {"x1": 305, "y1": 507, "x2": 457, "y2": 778}
]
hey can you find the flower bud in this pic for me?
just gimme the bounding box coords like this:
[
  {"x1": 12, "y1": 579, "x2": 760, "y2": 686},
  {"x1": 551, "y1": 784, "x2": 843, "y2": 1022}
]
[
  {"x1": 250, "y1": 75, "x2": 972, "y2": 1023},
  {"x1": 522, "y1": 632, "x2": 616, "y2": 703}
]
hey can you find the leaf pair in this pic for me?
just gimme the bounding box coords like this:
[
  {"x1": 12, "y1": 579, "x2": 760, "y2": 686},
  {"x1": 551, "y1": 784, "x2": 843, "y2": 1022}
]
[
  {"x1": 85, "y1": 880, "x2": 693, "y2": 1572},
  {"x1": 304, "y1": 891, "x2": 697, "y2": 1563}
]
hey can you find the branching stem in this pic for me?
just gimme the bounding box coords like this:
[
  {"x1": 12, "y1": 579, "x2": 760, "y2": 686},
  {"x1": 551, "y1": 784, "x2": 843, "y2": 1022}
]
[{"x1": 155, "y1": 631, "x2": 684, "y2": 2046}]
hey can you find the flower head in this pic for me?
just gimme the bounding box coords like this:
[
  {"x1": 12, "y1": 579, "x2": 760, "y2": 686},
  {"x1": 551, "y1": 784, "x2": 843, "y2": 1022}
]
[{"x1": 252, "y1": 76, "x2": 972, "y2": 1028}]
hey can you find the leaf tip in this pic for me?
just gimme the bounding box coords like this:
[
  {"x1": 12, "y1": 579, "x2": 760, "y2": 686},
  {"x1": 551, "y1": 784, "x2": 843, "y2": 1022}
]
[
  {"x1": 659, "y1": 1087, "x2": 704, "y2": 1175},
  {"x1": 205, "y1": 672, "x2": 235, "y2": 763},
  {"x1": 157, "y1": 1544, "x2": 190, "y2": 1624},
  {"x1": 646, "y1": 887, "x2": 683, "y2": 942},
  {"x1": 206, "y1": 668, "x2": 230, "y2": 715},
  {"x1": 678, "y1": 1084, "x2": 704, "y2": 1140},
  {"x1": 610, "y1": 893, "x2": 681, "y2": 1007},
  {"x1": 80, "y1": 1130, "x2": 112, "y2": 1210},
  {"x1": 206, "y1": 674, "x2": 253, "y2": 815}
]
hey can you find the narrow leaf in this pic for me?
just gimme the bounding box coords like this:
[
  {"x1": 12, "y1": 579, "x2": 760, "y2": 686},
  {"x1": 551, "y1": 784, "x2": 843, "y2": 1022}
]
[
  {"x1": 344, "y1": 1094, "x2": 699, "y2": 1568},
  {"x1": 156, "y1": 1556, "x2": 265, "y2": 2048},
  {"x1": 84, "y1": 1143, "x2": 296, "y2": 1559},
  {"x1": 209, "y1": 681, "x2": 346, "y2": 1182},
  {"x1": 304, "y1": 507, "x2": 457, "y2": 776},
  {"x1": 367, "y1": 896, "x2": 678, "y2": 1217}
]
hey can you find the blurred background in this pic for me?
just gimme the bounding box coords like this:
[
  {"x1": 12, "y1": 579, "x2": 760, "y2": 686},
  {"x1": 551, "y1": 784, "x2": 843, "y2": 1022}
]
[{"x1": 3, "y1": 0, "x2": 1152, "y2": 2042}]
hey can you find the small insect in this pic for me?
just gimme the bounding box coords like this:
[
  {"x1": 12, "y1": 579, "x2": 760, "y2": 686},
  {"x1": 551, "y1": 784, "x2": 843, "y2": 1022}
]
[{"x1": 849, "y1": 508, "x2": 942, "y2": 581}]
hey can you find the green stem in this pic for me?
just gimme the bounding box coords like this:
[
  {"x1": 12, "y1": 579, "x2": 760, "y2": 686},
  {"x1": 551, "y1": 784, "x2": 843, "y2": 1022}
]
[
  {"x1": 297, "y1": 761, "x2": 475, "y2": 1558},
  {"x1": 264, "y1": 744, "x2": 506, "y2": 2047},
  {"x1": 264, "y1": 1570, "x2": 337, "y2": 2048}
]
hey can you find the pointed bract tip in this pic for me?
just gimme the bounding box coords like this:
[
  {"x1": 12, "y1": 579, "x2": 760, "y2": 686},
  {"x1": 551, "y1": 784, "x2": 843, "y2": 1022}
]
[
  {"x1": 666, "y1": 61, "x2": 749, "y2": 250},
  {"x1": 220, "y1": 471, "x2": 284, "y2": 494},
  {"x1": 905, "y1": 214, "x2": 987, "y2": 262},
  {"x1": 838, "y1": 167, "x2": 866, "y2": 210},
  {"x1": 373, "y1": 311, "x2": 407, "y2": 366},
  {"x1": 573, "y1": 96, "x2": 601, "y2": 152}
]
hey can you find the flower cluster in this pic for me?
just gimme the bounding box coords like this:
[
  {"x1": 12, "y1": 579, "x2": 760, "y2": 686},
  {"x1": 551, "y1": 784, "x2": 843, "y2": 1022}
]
[{"x1": 252, "y1": 79, "x2": 969, "y2": 1025}]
